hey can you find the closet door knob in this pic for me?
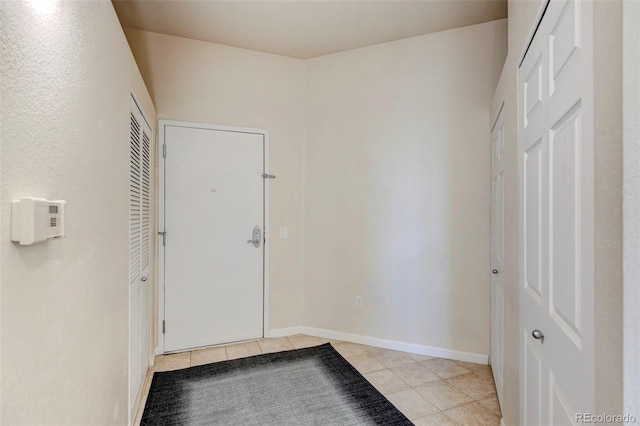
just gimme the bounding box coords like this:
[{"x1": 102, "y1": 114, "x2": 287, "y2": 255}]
[{"x1": 532, "y1": 329, "x2": 544, "y2": 342}]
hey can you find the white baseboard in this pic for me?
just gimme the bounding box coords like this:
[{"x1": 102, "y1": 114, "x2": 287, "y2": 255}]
[
  {"x1": 269, "y1": 326, "x2": 489, "y2": 365},
  {"x1": 268, "y1": 327, "x2": 307, "y2": 338},
  {"x1": 500, "y1": 417, "x2": 506, "y2": 426}
]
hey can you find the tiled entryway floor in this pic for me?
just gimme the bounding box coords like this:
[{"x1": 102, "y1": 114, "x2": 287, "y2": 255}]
[{"x1": 135, "y1": 335, "x2": 501, "y2": 425}]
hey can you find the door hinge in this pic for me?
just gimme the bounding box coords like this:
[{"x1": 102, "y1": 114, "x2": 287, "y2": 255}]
[
  {"x1": 159, "y1": 231, "x2": 166, "y2": 246},
  {"x1": 261, "y1": 173, "x2": 276, "y2": 179},
  {"x1": 162, "y1": 320, "x2": 165, "y2": 334},
  {"x1": 163, "y1": 144, "x2": 166, "y2": 158}
]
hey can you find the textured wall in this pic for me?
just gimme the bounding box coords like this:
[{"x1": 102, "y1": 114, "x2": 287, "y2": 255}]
[
  {"x1": 303, "y1": 20, "x2": 507, "y2": 356},
  {"x1": 0, "y1": 1, "x2": 155, "y2": 424}
]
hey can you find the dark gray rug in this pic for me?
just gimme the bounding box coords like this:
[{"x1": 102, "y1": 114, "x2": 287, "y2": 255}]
[{"x1": 141, "y1": 343, "x2": 413, "y2": 425}]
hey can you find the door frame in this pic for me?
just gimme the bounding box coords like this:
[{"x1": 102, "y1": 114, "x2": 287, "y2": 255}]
[
  {"x1": 156, "y1": 119, "x2": 271, "y2": 355},
  {"x1": 623, "y1": 0, "x2": 640, "y2": 416}
]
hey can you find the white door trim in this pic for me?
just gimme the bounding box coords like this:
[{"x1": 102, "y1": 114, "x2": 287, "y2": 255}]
[
  {"x1": 156, "y1": 119, "x2": 270, "y2": 355},
  {"x1": 623, "y1": 0, "x2": 640, "y2": 417}
]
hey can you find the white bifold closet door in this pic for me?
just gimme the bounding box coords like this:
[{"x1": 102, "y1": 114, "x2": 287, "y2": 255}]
[
  {"x1": 129, "y1": 97, "x2": 152, "y2": 423},
  {"x1": 519, "y1": 0, "x2": 594, "y2": 424}
]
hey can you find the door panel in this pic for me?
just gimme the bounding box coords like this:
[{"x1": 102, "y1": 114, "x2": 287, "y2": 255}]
[
  {"x1": 524, "y1": 54, "x2": 544, "y2": 126},
  {"x1": 496, "y1": 171, "x2": 504, "y2": 262},
  {"x1": 519, "y1": 0, "x2": 594, "y2": 423},
  {"x1": 491, "y1": 105, "x2": 505, "y2": 406},
  {"x1": 549, "y1": 0, "x2": 580, "y2": 83},
  {"x1": 129, "y1": 100, "x2": 152, "y2": 422},
  {"x1": 524, "y1": 333, "x2": 543, "y2": 426},
  {"x1": 545, "y1": 0, "x2": 594, "y2": 412},
  {"x1": 164, "y1": 125, "x2": 264, "y2": 352},
  {"x1": 550, "y1": 111, "x2": 582, "y2": 343},
  {"x1": 549, "y1": 373, "x2": 576, "y2": 426},
  {"x1": 524, "y1": 139, "x2": 543, "y2": 302},
  {"x1": 492, "y1": 280, "x2": 504, "y2": 390},
  {"x1": 520, "y1": 21, "x2": 548, "y2": 425}
]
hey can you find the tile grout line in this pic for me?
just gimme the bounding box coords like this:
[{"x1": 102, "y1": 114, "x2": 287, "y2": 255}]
[
  {"x1": 367, "y1": 356, "x2": 490, "y2": 417},
  {"x1": 443, "y1": 399, "x2": 498, "y2": 419}
]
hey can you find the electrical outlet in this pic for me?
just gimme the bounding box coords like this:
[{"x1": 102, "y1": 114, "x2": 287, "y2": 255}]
[{"x1": 356, "y1": 296, "x2": 364, "y2": 308}]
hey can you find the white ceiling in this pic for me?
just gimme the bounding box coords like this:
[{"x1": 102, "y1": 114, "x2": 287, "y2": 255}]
[{"x1": 112, "y1": 0, "x2": 507, "y2": 59}]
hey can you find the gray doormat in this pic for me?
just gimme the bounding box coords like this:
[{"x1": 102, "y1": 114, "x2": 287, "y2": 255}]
[{"x1": 141, "y1": 343, "x2": 413, "y2": 425}]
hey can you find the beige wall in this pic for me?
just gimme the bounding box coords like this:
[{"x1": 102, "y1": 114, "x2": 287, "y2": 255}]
[
  {"x1": 126, "y1": 21, "x2": 507, "y2": 357},
  {"x1": 0, "y1": 1, "x2": 155, "y2": 425},
  {"x1": 493, "y1": 1, "x2": 624, "y2": 424},
  {"x1": 124, "y1": 29, "x2": 307, "y2": 329},
  {"x1": 303, "y1": 20, "x2": 507, "y2": 355}
]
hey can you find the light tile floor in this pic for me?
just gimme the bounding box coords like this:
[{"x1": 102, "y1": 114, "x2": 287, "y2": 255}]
[{"x1": 135, "y1": 335, "x2": 501, "y2": 425}]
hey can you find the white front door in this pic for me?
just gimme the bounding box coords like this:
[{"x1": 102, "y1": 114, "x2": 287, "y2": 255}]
[
  {"x1": 490, "y1": 104, "x2": 505, "y2": 408},
  {"x1": 161, "y1": 122, "x2": 266, "y2": 353},
  {"x1": 519, "y1": 0, "x2": 594, "y2": 424}
]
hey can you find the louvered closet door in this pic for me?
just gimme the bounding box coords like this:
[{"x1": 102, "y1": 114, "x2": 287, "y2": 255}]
[
  {"x1": 129, "y1": 98, "x2": 152, "y2": 422},
  {"x1": 140, "y1": 126, "x2": 151, "y2": 384}
]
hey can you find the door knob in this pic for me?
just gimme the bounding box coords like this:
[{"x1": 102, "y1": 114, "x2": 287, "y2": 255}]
[
  {"x1": 492, "y1": 269, "x2": 499, "y2": 274},
  {"x1": 141, "y1": 276, "x2": 147, "y2": 282},
  {"x1": 247, "y1": 225, "x2": 261, "y2": 248},
  {"x1": 532, "y1": 329, "x2": 544, "y2": 343}
]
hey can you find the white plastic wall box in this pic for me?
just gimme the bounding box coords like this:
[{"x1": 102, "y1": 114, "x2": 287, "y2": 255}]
[{"x1": 11, "y1": 197, "x2": 66, "y2": 245}]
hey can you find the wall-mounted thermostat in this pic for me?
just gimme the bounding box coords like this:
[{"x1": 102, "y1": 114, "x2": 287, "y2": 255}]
[{"x1": 11, "y1": 197, "x2": 66, "y2": 245}]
